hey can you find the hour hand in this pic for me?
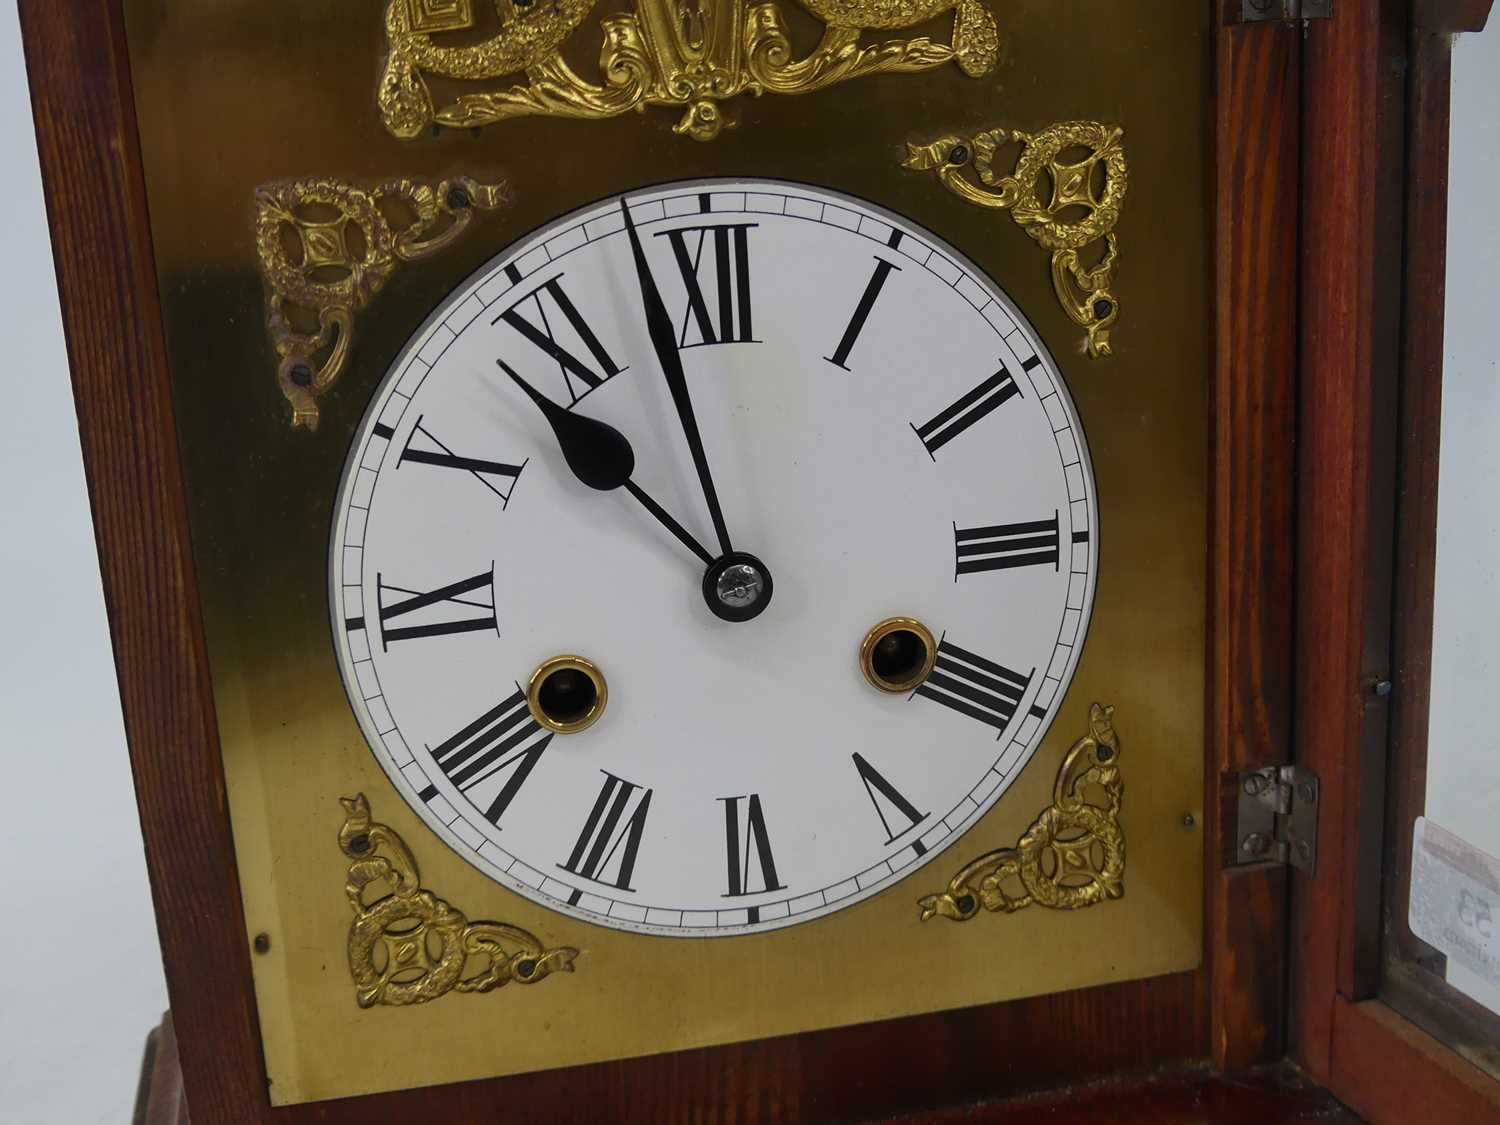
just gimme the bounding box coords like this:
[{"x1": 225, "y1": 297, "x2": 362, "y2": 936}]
[
  {"x1": 498, "y1": 359, "x2": 633, "y2": 491},
  {"x1": 498, "y1": 360, "x2": 714, "y2": 566}
]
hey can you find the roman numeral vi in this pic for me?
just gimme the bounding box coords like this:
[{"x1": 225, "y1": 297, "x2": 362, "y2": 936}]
[{"x1": 720, "y1": 793, "x2": 785, "y2": 897}]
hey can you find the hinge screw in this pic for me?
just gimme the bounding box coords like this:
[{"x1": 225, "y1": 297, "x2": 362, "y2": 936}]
[
  {"x1": 1242, "y1": 773, "x2": 1268, "y2": 797},
  {"x1": 1242, "y1": 832, "x2": 1271, "y2": 856},
  {"x1": 1373, "y1": 679, "x2": 1393, "y2": 697},
  {"x1": 1298, "y1": 782, "x2": 1316, "y2": 804}
]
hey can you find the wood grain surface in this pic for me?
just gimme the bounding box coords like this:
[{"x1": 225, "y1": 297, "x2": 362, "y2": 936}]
[
  {"x1": 134, "y1": 1006, "x2": 1356, "y2": 1125},
  {"x1": 1414, "y1": 0, "x2": 1495, "y2": 30},
  {"x1": 888, "y1": 1065, "x2": 1359, "y2": 1124},
  {"x1": 1208, "y1": 15, "x2": 1302, "y2": 1072},
  {"x1": 1331, "y1": 999, "x2": 1500, "y2": 1122},
  {"x1": 1290, "y1": 0, "x2": 1409, "y2": 1076}
]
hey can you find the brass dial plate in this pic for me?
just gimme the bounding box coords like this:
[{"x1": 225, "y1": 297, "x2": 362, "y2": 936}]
[{"x1": 123, "y1": 0, "x2": 1211, "y2": 1105}]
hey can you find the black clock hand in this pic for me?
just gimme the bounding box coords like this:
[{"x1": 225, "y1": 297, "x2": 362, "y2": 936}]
[
  {"x1": 498, "y1": 359, "x2": 715, "y2": 566},
  {"x1": 618, "y1": 196, "x2": 734, "y2": 559}
]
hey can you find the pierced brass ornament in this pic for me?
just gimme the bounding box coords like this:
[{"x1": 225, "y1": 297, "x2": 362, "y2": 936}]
[
  {"x1": 904, "y1": 121, "x2": 1128, "y2": 358},
  {"x1": 919, "y1": 703, "x2": 1123, "y2": 922},
  {"x1": 255, "y1": 176, "x2": 508, "y2": 432},
  {"x1": 379, "y1": 0, "x2": 999, "y2": 142},
  {"x1": 338, "y1": 794, "x2": 578, "y2": 1007}
]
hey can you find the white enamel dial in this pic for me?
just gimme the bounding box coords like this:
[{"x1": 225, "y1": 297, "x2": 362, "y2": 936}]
[{"x1": 330, "y1": 180, "x2": 1098, "y2": 937}]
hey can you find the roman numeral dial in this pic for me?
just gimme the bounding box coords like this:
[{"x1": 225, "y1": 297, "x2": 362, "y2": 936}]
[{"x1": 331, "y1": 182, "x2": 1098, "y2": 938}]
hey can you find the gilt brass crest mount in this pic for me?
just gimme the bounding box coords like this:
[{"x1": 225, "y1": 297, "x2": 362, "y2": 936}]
[{"x1": 381, "y1": 0, "x2": 999, "y2": 141}]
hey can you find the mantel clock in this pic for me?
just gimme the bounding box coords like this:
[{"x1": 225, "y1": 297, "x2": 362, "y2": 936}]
[{"x1": 30, "y1": 1, "x2": 1500, "y2": 1122}]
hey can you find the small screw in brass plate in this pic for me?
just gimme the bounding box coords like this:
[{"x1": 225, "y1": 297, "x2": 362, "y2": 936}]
[
  {"x1": 860, "y1": 618, "x2": 938, "y2": 694},
  {"x1": 527, "y1": 655, "x2": 608, "y2": 734}
]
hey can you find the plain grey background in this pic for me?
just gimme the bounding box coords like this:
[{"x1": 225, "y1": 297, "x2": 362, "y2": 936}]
[{"x1": 2, "y1": 8, "x2": 1497, "y2": 1124}]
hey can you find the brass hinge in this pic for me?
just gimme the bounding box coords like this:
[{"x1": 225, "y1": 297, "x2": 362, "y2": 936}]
[
  {"x1": 1233, "y1": 766, "x2": 1320, "y2": 873},
  {"x1": 1240, "y1": 0, "x2": 1333, "y2": 21}
]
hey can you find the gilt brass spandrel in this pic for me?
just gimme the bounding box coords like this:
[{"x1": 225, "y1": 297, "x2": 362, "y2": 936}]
[
  {"x1": 256, "y1": 175, "x2": 508, "y2": 431},
  {"x1": 920, "y1": 702, "x2": 1124, "y2": 921},
  {"x1": 338, "y1": 795, "x2": 578, "y2": 1006},
  {"x1": 122, "y1": 0, "x2": 1212, "y2": 1105},
  {"x1": 905, "y1": 122, "x2": 1127, "y2": 358}
]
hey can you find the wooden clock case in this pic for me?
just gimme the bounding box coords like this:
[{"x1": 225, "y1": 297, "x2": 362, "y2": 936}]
[{"x1": 20, "y1": 0, "x2": 1500, "y2": 1120}]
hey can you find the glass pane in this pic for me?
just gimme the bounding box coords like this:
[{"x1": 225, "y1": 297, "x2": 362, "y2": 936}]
[
  {"x1": 1423, "y1": 26, "x2": 1500, "y2": 1019},
  {"x1": 1386, "y1": 24, "x2": 1500, "y2": 1078}
]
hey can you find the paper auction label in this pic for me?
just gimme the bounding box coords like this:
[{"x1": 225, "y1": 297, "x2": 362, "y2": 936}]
[{"x1": 1410, "y1": 816, "x2": 1500, "y2": 991}]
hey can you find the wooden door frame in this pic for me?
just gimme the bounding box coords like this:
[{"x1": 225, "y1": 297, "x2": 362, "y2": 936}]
[
  {"x1": 1209, "y1": 5, "x2": 1303, "y2": 1073},
  {"x1": 1290, "y1": 1, "x2": 1500, "y2": 1120},
  {"x1": 23, "y1": 1, "x2": 1299, "y2": 1119}
]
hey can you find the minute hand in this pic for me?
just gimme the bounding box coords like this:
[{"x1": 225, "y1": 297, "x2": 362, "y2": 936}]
[{"x1": 619, "y1": 197, "x2": 734, "y2": 558}]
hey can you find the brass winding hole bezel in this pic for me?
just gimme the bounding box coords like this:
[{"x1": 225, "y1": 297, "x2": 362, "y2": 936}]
[
  {"x1": 526, "y1": 655, "x2": 608, "y2": 734},
  {"x1": 859, "y1": 617, "x2": 938, "y2": 694}
]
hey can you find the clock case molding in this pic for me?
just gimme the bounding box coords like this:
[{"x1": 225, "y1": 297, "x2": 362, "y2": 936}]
[{"x1": 21, "y1": 1, "x2": 1500, "y2": 1122}]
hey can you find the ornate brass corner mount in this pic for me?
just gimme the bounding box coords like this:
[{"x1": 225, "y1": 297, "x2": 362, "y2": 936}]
[
  {"x1": 338, "y1": 794, "x2": 577, "y2": 1008},
  {"x1": 904, "y1": 121, "x2": 1128, "y2": 358},
  {"x1": 379, "y1": 0, "x2": 999, "y2": 143},
  {"x1": 919, "y1": 703, "x2": 1123, "y2": 923},
  {"x1": 256, "y1": 176, "x2": 508, "y2": 432}
]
